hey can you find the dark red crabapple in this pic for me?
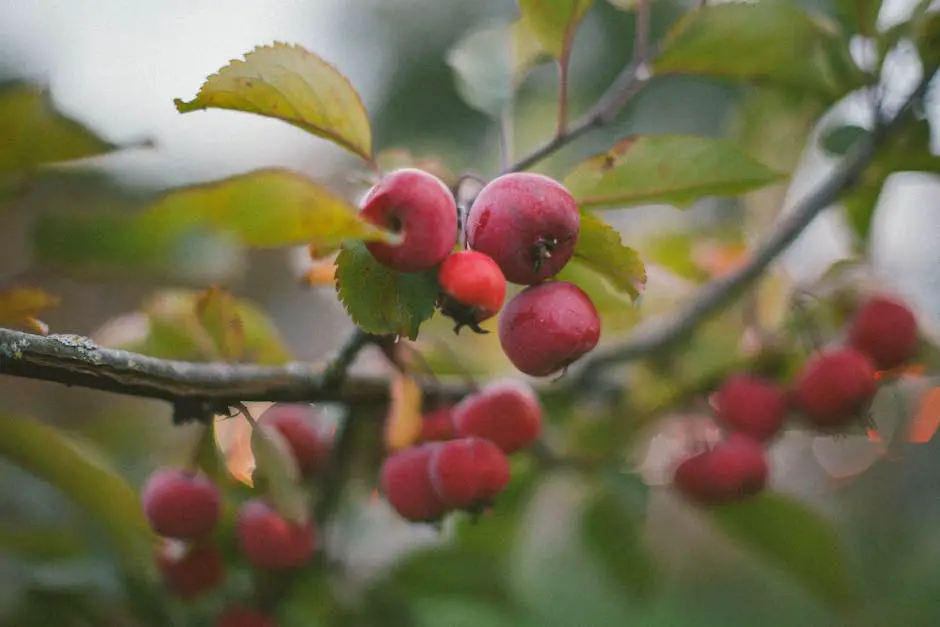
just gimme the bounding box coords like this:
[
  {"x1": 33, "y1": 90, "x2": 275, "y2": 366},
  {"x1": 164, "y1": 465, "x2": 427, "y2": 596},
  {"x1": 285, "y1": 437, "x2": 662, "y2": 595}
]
[
  {"x1": 141, "y1": 468, "x2": 221, "y2": 539},
  {"x1": 418, "y1": 406, "x2": 457, "y2": 443},
  {"x1": 156, "y1": 540, "x2": 225, "y2": 600},
  {"x1": 847, "y1": 294, "x2": 918, "y2": 371},
  {"x1": 466, "y1": 172, "x2": 580, "y2": 284},
  {"x1": 673, "y1": 434, "x2": 768, "y2": 506},
  {"x1": 498, "y1": 281, "x2": 600, "y2": 377},
  {"x1": 359, "y1": 168, "x2": 458, "y2": 273},
  {"x1": 429, "y1": 437, "x2": 511, "y2": 510},
  {"x1": 216, "y1": 606, "x2": 276, "y2": 627},
  {"x1": 714, "y1": 374, "x2": 788, "y2": 441},
  {"x1": 792, "y1": 347, "x2": 877, "y2": 430},
  {"x1": 380, "y1": 444, "x2": 449, "y2": 522},
  {"x1": 236, "y1": 499, "x2": 317, "y2": 570},
  {"x1": 258, "y1": 403, "x2": 331, "y2": 477},
  {"x1": 451, "y1": 379, "x2": 542, "y2": 454},
  {"x1": 438, "y1": 250, "x2": 507, "y2": 334}
]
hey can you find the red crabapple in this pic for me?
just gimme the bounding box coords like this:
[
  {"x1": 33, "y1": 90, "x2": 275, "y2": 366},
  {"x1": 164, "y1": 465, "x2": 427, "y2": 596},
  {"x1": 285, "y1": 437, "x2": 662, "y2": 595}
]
[
  {"x1": 418, "y1": 406, "x2": 457, "y2": 443},
  {"x1": 258, "y1": 403, "x2": 331, "y2": 477},
  {"x1": 235, "y1": 500, "x2": 317, "y2": 570},
  {"x1": 380, "y1": 444, "x2": 449, "y2": 522},
  {"x1": 466, "y1": 172, "x2": 580, "y2": 284},
  {"x1": 429, "y1": 437, "x2": 511, "y2": 510},
  {"x1": 847, "y1": 294, "x2": 918, "y2": 371},
  {"x1": 141, "y1": 468, "x2": 221, "y2": 539},
  {"x1": 498, "y1": 281, "x2": 600, "y2": 377},
  {"x1": 156, "y1": 540, "x2": 225, "y2": 600},
  {"x1": 216, "y1": 606, "x2": 276, "y2": 627},
  {"x1": 714, "y1": 374, "x2": 788, "y2": 441},
  {"x1": 673, "y1": 434, "x2": 768, "y2": 506},
  {"x1": 792, "y1": 347, "x2": 877, "y2": 430},
  {"x1": 359, "y1": 168, "x2": 458, "y2": 273},
  {"x1": 438, "y1": 250, "x2": 507, "y2": 334},
  {"x1": 451, "y1": 379, "x2": 542, "y2": 454}
]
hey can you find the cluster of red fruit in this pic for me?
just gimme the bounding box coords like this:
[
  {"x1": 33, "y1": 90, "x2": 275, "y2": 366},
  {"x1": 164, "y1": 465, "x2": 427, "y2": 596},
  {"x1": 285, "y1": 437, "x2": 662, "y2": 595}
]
[
  {"x1": 140, "y1": 404, "x2": 332, "y2": 627},
  {"x1": 381, "y1": 379, "x2": 542, "y2": 522},
  {"x1": 673, "y1": 294, "x2": 919, "y2": 506},
  {"x1": 359, "y1": 168, "x2": 601, "y2": 377}
]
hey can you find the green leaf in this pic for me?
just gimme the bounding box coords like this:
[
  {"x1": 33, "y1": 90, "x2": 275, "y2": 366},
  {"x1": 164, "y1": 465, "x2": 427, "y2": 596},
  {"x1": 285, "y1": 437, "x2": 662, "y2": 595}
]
[
  {"x1": 710, "y1": 492, "x2": 855, "y2": 609},
  {"x1": 641, "y1": 231, "x2": 708, "y2": 282},
  {"x1": 553, "y1": 260, "x2": 642, "y2": 333},
  {"x1": 334, "y1": 239, "x2": 439, "y2": 340},
  {"x1": 195, "y1": 285, "x2": 245, "y2": 362},
  {"x1": 565, "y1": 135, "x2": 784, "y2": 210},
  {"x1": 820, "y1": 124, "x2": 869, "y2": 157},
  {"x1": 0, "y1": 81, "x2": 123, "y2": 174},
  {"x1": 194, "y1": 422, "x2": 230, "y2": 486},
  {"x1": 653, "y1": 2, "x2": 864, "y2": 101},
  {"x1": 383, "y1": 545, "x2": 515, "y2": 606},
  {"x1": 250, "y1": 422, "x2": 310, "y2": 524},
  {"x1": 175, "y1": 43, "x2": 373, "y2": 162},
  {"x1": 582, "y1": 472, "x2": 658, "y2": 601},
  {"x1": 834, "y1": 0, "x2": 882, "y2": 37},
  {"x1": 0, "y1": 414, "x2": 155, "y2": 575},
  {"x1": 606, "y1": 0, "x2": 638, "y2": 9},
  {"x1": 0, "y1": 524, "x2": 85, "y2": 561},
  {"x1": 572, "y1": 211, "x2": 646, "y2": 301},
  {"x1": 517, "y1": 0, "x2": 593, "y2": 59}
]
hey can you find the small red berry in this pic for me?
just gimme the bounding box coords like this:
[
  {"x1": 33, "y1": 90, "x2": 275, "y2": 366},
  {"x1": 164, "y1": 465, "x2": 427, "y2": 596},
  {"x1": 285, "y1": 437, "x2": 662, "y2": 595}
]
[
  {"x1": 418, "y1": 406, "x2": 457, "y2": 443},
  {"x1": 714, "y1": 374, "x2": 788, "y2": 441},
  {"x1": 235, "y1": 500, "x2": 316, "y2": 570},
  {"x1": 380, "y1": 444, "x2": 449, "y2": 522},
  {"x1": 438, "y1": 250, "x2": 507, "y2": 334},
  {"x1": 360, "y1": 168, "x2": 458, "y2": 273},
  {"x1": 216, "y1": 606, "x2": 276, "y2": 627},
  {"x1": 141, "y1": 468, "x2": 221, "y2": 539},
  {"x1": 156, "y1": 540, "x2": 225, "y2": 600},
  {"x1": 673, "y1": 434, "x2": 768, "y2": 506},
  {"x1": 466, "y1": 172, "x2": 580, "y2": 284},
  {"x1": 451, "y1": 379, "x2": 542, "y2": 454},
  {"x1": 847, "y1": 294, "x2": 918, "y2": 371},
  {"x1": 498, "y1": 281, "x2": 600, "y2": 377},
  {"x1": 258, "y1": 403, "x2": 331, "y2": 477},
  {"x1": 428, "y1": 437, "x2": 511, "y2": 509},
  {"x1": 792, "y1": 347, "x2": 877, "y2": 429}
]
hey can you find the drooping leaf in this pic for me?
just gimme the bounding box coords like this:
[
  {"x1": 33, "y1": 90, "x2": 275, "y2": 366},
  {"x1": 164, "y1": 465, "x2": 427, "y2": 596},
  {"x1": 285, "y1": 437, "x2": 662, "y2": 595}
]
[
  {"x1": 582, "y1": 472, "x2": 658, "y2": 600},
  {"x1": 564, "y1": 135, "x2": 784, "y2": 210},
  {"x1": 250, "y1": 421, "x2": 310, "y2": 524},
  {"x1": 175, "y1": 43, "x2": 373, "y2": 162},
  {"x1": 0, "y1": 414, "x2": 155, "y2": 575},
  {"x1": 0, "y1": 287, "x2": 60, "y2": 327},
  {"x1": 194, "y1": 421, "x2": 231, "y2": 486},
  {"x1": 517, "y1": 0, "x2": 594, "y2": 59},
  {"x1": 0, "y1": 81, "x2": 123, "y2": 174},
  {"x1": 653, "y1": 2, "x2": 865, "y2": 101},
  {"x1": 384, "y1": 370, "x2": 424, "y2": 452},
  {"x1": 710, "y1": 492, "x2": 855, "y2": 608},
  {"x1": 820, "y1": 124, "x2": 869, "y2": 157},
  {"x1": 572, "y1": 211, "x2": 646, "y2": 301},
  {"x1": 334, "y1": 240, "x2": 440, "y2": 340},
  {"x1": 195, "y1": 285, "x2": 245, "y2": 362}
]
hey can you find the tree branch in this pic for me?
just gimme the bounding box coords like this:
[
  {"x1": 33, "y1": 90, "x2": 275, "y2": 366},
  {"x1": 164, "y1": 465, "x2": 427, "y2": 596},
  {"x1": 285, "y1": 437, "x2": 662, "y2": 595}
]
[{"x1": 572, "y1": 66, "x2": 939, "y2": 386}]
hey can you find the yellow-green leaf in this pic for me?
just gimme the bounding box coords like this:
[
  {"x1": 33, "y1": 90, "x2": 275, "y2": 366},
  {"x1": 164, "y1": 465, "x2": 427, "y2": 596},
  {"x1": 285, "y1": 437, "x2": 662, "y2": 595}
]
[
  {"x1": 175, "y1": 43, "x2": 373, "y2": 162},
  {"x1": 572, "y1": 211, "x2": 646, "y2": 301},
  {"x1": 517, "y1": 0, "x2": 594, "y2": 59},
  {"x1": 334, "y1": 240, "x2": 439, "y2": 340},
  {"x1": 0, "y1": 414, "x2": 155, "y2": 575},
  {"x1": 565, "y1": 135, "x2": 784, "y2": 210},
  {"x1": 195, "y1": 285, "x2": 245, "y2": 362},
  {"x1": 0, "y1": 81, "x2": 121, "y2": 174},
  {"x1": 251, "y1": 422, "x2": 310, "y2": 524},
  {"x1": 0, "y1": 287, "x2": 60, "y2": 326},
  {"x1": 653, "y1": 2, "x2": 864, "y2": 101}
]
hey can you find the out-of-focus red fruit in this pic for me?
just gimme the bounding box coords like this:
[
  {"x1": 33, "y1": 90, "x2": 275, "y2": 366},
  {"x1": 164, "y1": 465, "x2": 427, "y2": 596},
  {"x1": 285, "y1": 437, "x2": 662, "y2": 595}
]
[
  {"x1": 846, "y1": 294, "x2": 918, "y2": 371},
  {"x1": 156, "y1": 541, "x2": 226, "y2": 600},
  {"x1": 235, "y1": 500, "x2": 316, "y2": 570},
  {"x1": 714, "y1": 374, "x2": 788, "y2": 441},
  {"x1": 451, "y1": 380, "x2": 543, "y2": 454},
  {"x1": 428, "y1": 437, "x2": 511, "y2": 509},
  {"x1": 792, "y1": 347, "x2": 877, "y2": 429},
  {"x1": 215, "y1": 606, "x2": 276, "y2": 627},
  {"x1": 141, "y1": 468, "x2": 221, "y2": 539},
  {"x1": 673, "y1": 434, "x2": 768, "y2": 506},
  {"x1": 380, "y1": 444, "x2": 449, "y2": 522},
  {"x1": 258, "y1": 403, "x2": 331, "y2": 476},
  {"x1": 418, "y1": 406, "x2": 456, "y2": 443}
]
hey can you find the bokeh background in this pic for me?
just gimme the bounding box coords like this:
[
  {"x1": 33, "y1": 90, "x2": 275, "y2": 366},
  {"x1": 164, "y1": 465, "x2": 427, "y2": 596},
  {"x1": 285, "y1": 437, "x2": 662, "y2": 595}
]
[{"x1": 2, "y1": 0, "x2": 940, "y2": 625}]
